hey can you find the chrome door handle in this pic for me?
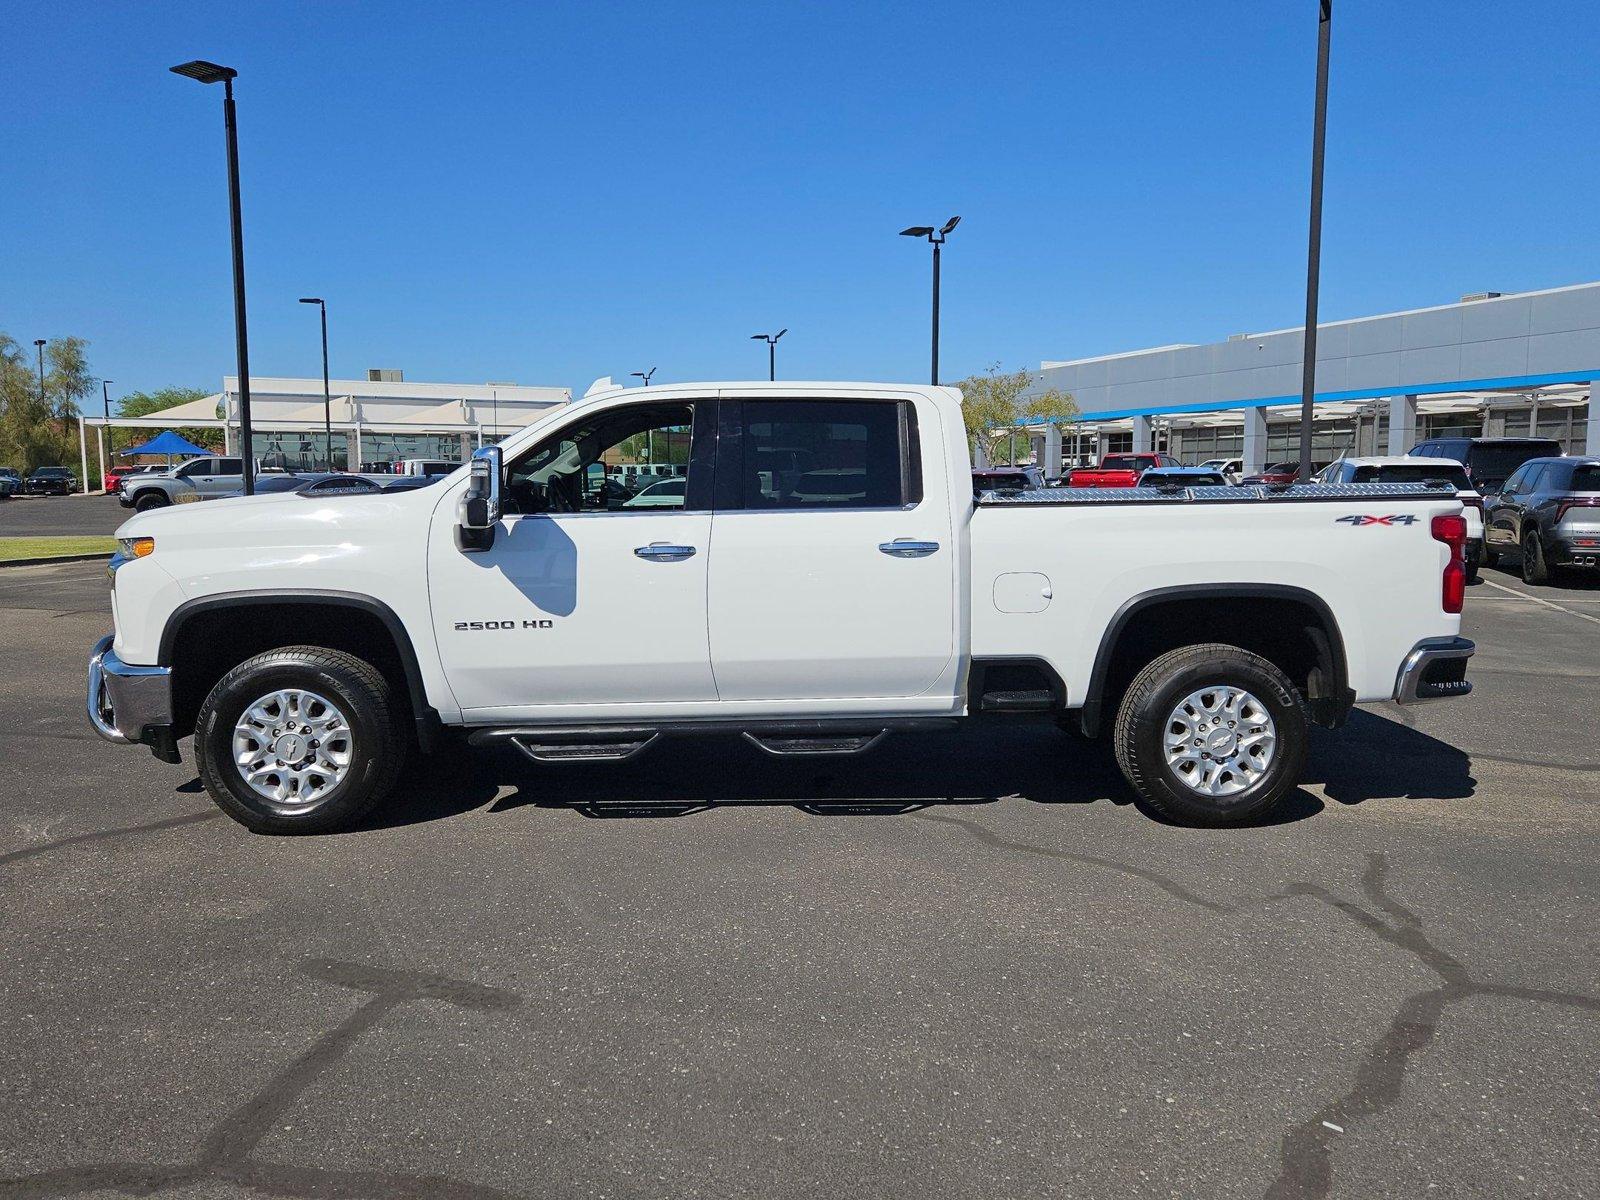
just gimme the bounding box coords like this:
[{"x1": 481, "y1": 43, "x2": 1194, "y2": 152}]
[
  {"x1": 879, "y1": 539, "x2": 940, "y2": 558},
  {"x1": 634, "y1": 542, "x2": 697, "y2": 562}
]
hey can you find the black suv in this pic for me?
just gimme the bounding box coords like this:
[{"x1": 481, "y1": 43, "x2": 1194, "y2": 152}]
[
  {"x1": 1483, "y1": 457, "x2": 1600, "y2": 584},
  {"x1": 1407, "y1": 436, "x2": 1563, "y2": 494},
  {"x1": 24, "y1": 466, "x2": 76, "y2": 495}
]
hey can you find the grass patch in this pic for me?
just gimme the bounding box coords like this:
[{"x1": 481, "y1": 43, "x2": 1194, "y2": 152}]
[{"x1": 0, "y1": 536, "x2": 115, "y2": 562}]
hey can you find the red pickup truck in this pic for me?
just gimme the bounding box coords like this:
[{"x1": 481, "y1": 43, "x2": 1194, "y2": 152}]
[{"x1": 1067, "y1": 452, "x2": 1181, "y2": 488}]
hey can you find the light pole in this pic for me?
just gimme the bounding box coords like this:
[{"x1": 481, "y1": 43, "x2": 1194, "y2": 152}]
[
  {"x1": 899, "y1": 216, "x2": 960, "y2": 385},
  {"x1": 171, "y1": 59, "x2": 255, "y2": 495},
  {"x1": 750, "y1": 329, "x2": 787, "y2": 381},
  {"x1": 101, "y1": 379, "x2": 114, "y2": 455},
  {"x1": 298, "y1": 298, "x2": 334, "y2": 470},
  {"x1": 33, "y1": 340, "x2": 46, "y2": 404},
  {"x1": 1297, "y1": 1, "x2": 1333, "y2": 483}
]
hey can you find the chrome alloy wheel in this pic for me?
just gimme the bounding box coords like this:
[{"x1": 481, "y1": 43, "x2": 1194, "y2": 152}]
[
  {"x1": 1162, "y1": 685, "x2": 1277, "y2": 798},
  {"x1": 231, "y1": 688, "x2": 353, "y2": 806}
]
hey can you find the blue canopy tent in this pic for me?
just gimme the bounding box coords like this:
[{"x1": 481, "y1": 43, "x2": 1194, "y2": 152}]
[{"x1": 119, "y1": 431, "x2": 211, "y2": 465}]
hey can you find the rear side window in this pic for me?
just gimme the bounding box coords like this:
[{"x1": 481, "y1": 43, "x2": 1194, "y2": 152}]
[
  {"x1": 1570, "y1": 466, "x2": 1600, "y2": 493},
  {"x1": 734, "y1": 400, "x2": 917, "y2": 510},
  {"x1": 216, "y1": 459, "x2": 242, "y2": 476}
]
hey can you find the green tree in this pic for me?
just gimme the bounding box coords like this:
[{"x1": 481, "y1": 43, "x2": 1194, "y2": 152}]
[
  {"x1": 955, "y1": 364, "x2": 1078, "y2": 466},
  {"x1": 115, "y1": 387, "x2": 222, "y2": 454},
  {"x1": 0, "y1": 333, "x2": 93, "y2": 473}
]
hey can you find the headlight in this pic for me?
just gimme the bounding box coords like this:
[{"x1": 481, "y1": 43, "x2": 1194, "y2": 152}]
[{"x1": 117, "y1": 537, "x2": 155, "y2": 559}]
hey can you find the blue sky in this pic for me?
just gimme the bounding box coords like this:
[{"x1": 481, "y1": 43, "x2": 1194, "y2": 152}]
[{"x1": 7, "y1": 1, "x2": 1599, "y2": 408}]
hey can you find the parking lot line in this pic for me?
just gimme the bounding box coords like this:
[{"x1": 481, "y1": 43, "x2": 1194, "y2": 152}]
[{"x1": 1479, "y1": 577, "x2": 1600, "y2": 626}]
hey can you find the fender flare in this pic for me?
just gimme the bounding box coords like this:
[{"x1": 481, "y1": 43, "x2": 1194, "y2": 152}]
[
  {"x1": 158, "y1": 590, "x2": 437, "y2": 749},
  {"x1": 1077, "y1": 583, "x2": 1350, "y2": 737}
]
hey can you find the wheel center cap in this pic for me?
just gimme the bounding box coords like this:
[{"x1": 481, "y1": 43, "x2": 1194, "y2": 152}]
[
  {"x1": 1205, "y1": 728, "x2": 1238, "y2": 756},
  {"x1": 273, "y1": 733, "x2": 307, "y2": 762}
]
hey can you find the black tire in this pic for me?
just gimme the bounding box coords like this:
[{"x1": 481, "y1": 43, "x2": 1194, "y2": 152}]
[
  {"x1": 195, "y1": 646, "x2": 406, "y2": 834},
  {"x1": 1522, "y1": 532, "x2": 1550, "y2": 585},
  {"x1": 133, "y1": 490, "x2": 170, "y2": 512},
  {"x1": 1112, "y1": 643, "x2": 1309, "y2": 826}
]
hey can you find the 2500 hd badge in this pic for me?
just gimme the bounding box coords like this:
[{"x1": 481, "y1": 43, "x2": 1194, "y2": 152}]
[{"x1": 454, "y1": 619, "x2": 555, "y2": 630}]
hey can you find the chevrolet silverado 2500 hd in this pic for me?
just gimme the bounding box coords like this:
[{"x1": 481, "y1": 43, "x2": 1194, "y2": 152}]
[{"x1": 88, "y1": 382, "x2": 1475, "y2": 833}]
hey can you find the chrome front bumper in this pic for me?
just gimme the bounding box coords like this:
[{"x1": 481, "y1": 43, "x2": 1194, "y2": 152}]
[
  {"x1": 88, "y1": 634, "x2": 176, "y2": 756},
  {"x1": 1393, "y1": 636, "x2": 1475, "y2": 704}
]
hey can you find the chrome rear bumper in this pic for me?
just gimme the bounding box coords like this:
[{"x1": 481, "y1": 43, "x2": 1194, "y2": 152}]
[
  {"x1": 1393, "y1": 636, "x2": 1475, "y2": 704},
  {"x1": 88, "y1": 634, "x2": 177, "y2": 759}
]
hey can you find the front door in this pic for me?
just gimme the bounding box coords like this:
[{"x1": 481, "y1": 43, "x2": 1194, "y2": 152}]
[
  {"x1": 706, "y1": 395, "x2": 957, "y2": 702},
  {"x1": 428, "y1": 399, "x2": 718, "y2": 717}
]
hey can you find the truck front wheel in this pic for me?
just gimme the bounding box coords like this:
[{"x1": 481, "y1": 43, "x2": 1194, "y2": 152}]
[
  {"x1": 1112, "y1": 643, "x2": 1308, "y2": 826},
  {"x1": 195, "y1": 646, "x2": 405, "y2": 834},
  {"x1": 133, "y1": 490, "x2": 170, "y2": 512}
]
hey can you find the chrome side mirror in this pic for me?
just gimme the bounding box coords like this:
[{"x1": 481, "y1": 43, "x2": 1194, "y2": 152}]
[{"x1": 456, "y1": 445, "x2": 502, "y2": 553}]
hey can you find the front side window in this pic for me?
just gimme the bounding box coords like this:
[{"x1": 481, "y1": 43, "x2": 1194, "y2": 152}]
[
  {"x1": 504, "y1": 403, "x2": 697, "y2": 515},
  {"x1": 733, "y1": 400, "x2": 916, "y2": 510}
]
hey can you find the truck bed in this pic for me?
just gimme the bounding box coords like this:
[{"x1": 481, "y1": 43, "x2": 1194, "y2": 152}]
[{"x1": 968, "y1": 479, "x2": 1465, "y2": 709}]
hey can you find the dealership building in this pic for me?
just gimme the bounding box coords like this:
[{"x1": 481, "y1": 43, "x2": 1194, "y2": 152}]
[
  {"x1": 1019, "y1": 282, "x2": 1600, "y2": 476},
  {"x1": 82, "y1": 370, "x2": 570, "y2": 477}
]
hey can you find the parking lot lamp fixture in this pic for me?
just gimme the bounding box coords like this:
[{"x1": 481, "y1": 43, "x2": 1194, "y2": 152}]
[
  {"x1": 750, "y1": 329, "x2": 787, "y2": 381},
  {"x1": 33, "y1": 339, "x2": 46, "y2": 404},
  {"x1": 171, "y1": 59, "x2": 255, "y2": 495},
  {"x1": 630, "y1": 368, "x2": 657, "y2": 388},
  {"x1": 1297, "y1": 2, "x2": 1333, "y2": 483},
  {"x1": 900, "y1": 216, "x2": 960, "y2": 385},
  {"x1": 299, "y1": 298, "x2": 334, "y2": 470}
]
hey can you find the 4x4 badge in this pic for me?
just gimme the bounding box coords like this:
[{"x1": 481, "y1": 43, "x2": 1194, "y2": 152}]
[{"x1": 1335, "y1": 514, "x2": 1418, "y2": 526}]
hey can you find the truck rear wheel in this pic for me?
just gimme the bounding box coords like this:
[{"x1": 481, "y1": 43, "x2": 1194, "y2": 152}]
[
  {"x1": 1112, "y1": 643, "x2": 1308, "y2": 826},
  {"x1": 195, "y1": 646, "x2": 404, "y2": 834}
]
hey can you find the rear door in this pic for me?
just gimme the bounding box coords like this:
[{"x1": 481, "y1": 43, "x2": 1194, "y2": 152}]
[{"x1": 706, "y1": 393, "x2": 956, "y2": 702}]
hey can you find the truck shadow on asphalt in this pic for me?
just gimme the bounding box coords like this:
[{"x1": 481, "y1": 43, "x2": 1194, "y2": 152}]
[{"x1": 359, "y1": 707, "x2": 1473, "y2": 831}]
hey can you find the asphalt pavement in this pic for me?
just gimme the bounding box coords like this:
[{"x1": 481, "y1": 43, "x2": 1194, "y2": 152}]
[
  {"x1": 0, "y1": 493, "x2": 127, "y2": 537},
  {"x1": 1, "y1": 560, "x2": 1596, "y2": 1199}
]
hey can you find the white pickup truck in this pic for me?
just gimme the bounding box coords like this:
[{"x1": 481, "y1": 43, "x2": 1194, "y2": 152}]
[{"x1": 88, "y1": 382, "x2": 1474, "y2": 833}]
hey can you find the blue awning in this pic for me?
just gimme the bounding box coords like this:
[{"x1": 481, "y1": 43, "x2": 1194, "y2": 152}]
[{"x1": 119, "y1": 431, "x2": 212, "y2": 458}]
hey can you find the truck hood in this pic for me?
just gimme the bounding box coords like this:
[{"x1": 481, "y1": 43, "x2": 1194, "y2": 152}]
[{"x1": 114, "y1": 487, "x2": 440, "y2": 542}]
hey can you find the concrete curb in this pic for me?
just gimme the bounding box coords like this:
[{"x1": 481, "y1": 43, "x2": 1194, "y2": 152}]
[{"x1": 0, "y1": 553, "x2": 111, "y2": 569}]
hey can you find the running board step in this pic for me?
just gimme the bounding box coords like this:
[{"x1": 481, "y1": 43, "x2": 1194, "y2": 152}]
[
  {"x1": 506, "y1": 730, "x2": 659, "y2": 763},
  {"x1": 979, "y1": 688, "x2": 1056, "y2": 712},
  {"x1": 741, "y1": 730, "x2": 889, "y2": 756}
]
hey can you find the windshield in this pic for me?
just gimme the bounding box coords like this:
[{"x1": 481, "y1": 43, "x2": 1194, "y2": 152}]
[{"x1": 1353, "y1": 463, "x2": 1472, "y2": 488}]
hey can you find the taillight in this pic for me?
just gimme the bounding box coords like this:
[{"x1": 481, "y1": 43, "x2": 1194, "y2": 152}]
[
  {"x1": 1555, "y1": 498, "x2": 1600, "y2": 524},
  {"x1": 1432, "y1": 514, "x2": 1467, "y2": 614}
]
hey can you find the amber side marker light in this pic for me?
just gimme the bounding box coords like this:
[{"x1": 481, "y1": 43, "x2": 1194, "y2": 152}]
[{"x1": 122, "y1": 537, "x2": 156, "y2": 559}]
